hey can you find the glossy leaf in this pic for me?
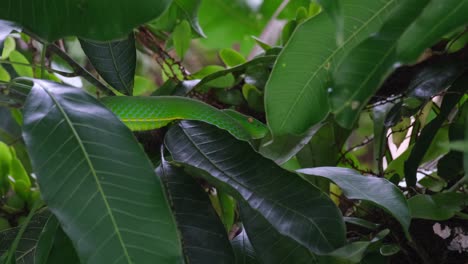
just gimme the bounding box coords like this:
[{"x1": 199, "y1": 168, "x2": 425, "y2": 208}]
[
  {"x1": 22, "y1": 80, "x2": 183, "y2": 263},
  {"x1": 397, "y1": 0, "x2": 468, "y2": 63},
  {"x1": 331, "y1": 0, "x2": 430, "y2": 128},
  {"x1": 80, "y1": 33, "x2": 136, "y2": 95},
  {"x1": 156, "y1": 159, "x2": 235, "y2": 263},
  {"x1": 231, "y1": 229, "x2": 259, "y2": 264},
  {"x1": 265, "y1": 0, "x2": 398, "y2": 141},
  {"x1": 0, "y1": 0, "x2": 172, "y2": 41},
  {"x1": 408, "y1": 193, "x2": 468, "y2": 221},
  {"x1": 404, "y1": 74, "x2": 468, "y2": 187},
  {"x1": 298, "y1": 167, "x2": 411, "y2": 236},
  {"x1": 165, "y1": 121, "x2": 346, "y2": 254}
]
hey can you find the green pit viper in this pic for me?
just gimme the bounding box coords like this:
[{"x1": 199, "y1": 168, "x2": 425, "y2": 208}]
[{"x1": 100, "y1": 96, "x2": 268, "y2": 141}]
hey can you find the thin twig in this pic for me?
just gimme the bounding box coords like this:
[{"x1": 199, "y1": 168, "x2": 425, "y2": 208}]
[
  {"x1": 47, "y1": 44, "x2": 113, "y2": 95},
  {"x1": 0, "y1": 60, "x2": 79, "y2": 77}
]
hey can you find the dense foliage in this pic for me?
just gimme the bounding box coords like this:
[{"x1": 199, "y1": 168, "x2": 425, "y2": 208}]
[{"x1": 0, "y1": 0, "x2": 467, "y2": 263}]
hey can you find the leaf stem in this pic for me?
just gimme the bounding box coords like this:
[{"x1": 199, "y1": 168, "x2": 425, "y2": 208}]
[
  {"x1": 5, "y1": 201, "x2": 42, "y2": 264},
  {"x1": 40, "y1": 43, "x2": 47, "y2": 79},
  {"x1": 0, "y1": 60, "x2": 77, "y2": 77},
  {"x1": 47, "y1": 44, "x2": 113, "y2": 96}
]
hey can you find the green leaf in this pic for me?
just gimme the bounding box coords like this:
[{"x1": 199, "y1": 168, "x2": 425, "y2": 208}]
[
  {"x1": 45, "y1": 226, "x2": 80, "y2": 264},
  {"x1": 156, "y1": 159, "x2": 235, "y2": 263},
  {"x1": 397, "y1": 0, "x2": 468, "y2": 63},
  {"x1": 35, "y1": 215, "x2": 60, "y2": 264},
  {"x1": 0, "y1": 209, "x2": 50, "y2": 263},
  {"x1": 220, "y1": 49, "x2": 246, "y2": 68},
  {"x1": 231, "y1": 229, "x2": 259, "y2": 264},
  {"x1": 192, "y1": 65, "x2": 235, "y2": 89},
  {"x1": 9, "y1": 50, "x2": 33, "y2": 78},
  {"x1": 316, "y1": 0, "x2": 343, "y2": 44},
  {"x1": 405, "y1": 74, "x2": 468, "y2": 187},
  {"x1": 1, "y1": 36, "x2": 16, "y2": 59},
  {"x1": 197, "y1": 0, "x2": 282, "y2": 55},
  {"x1": 265, "y1": 0, "x2": 398, "y2": 141},
  {"x1": 331, "y1": 0, "x2": 430, "y2": 128},
  {"x1": 218, "y1": 191, "x2": 236, "y2": 232},
  {"x1": 133, "y1": 76, "x2": 158, "y2": 96},
  {"x1": 165, "y1": 121, "x2": 346, "y2": 254},
  {"x1": 385, "y1": 127, "x2": 449, "y2": 180},
  {"x1": 0, "y1": 0, "x2": 172, "y2": 41},
  {"x1": 193, "y1": 55, "x2": 277, "y2": 90},
  {"x1": 298, "y1": 167, "x2": 411, "y2": 236},
  {"x1": 172, "y1": 20, "x2": 192, "y2": 59},
  {"x1": 0, "y1": 65, "x2": 10, "y2": 82},
  {"x1": 22, "y1": 80, "x2": 183, "y2": 263},
  {"x1": 408, "y1": 193, "x2": 468, "y2": 221},
  {"x1": 148, "y1": 0, "x2": 205, "y2": 38},
  {"x1": 80, "y1": 33, "x2": 136, "y2": 95},
  {"x1": 373, "y1": 102, "x2": 395, "y2": 174},
  {"x1": 239, "y1": 203, "x2": 317, "y2": 264}
]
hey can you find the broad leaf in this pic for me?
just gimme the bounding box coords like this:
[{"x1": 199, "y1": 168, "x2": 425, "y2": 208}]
[
  {"x1": 80, "y1": 33, "x2": 136, "y2": 95},
  {"x1": 198, "y1": 0, "x2": 282, "y2": 55},
  {"x1": 404, "y1": 74, "x2": 468, "y2": 187},
  {"x1": 408, "y1": 193, "x2": 468, "y2": 221},
  {"x1": 316, "y1": 0, "x2": 343, "y2": 44},
  {"x1": 165, "y1": 121, "x2": 346, "y2": 254},
  {"x1": 397, "y1": 0, "x2": 468, "y2": 63},
  {"x1": 156, "y1": 159, "x2": 235, "y2": 263},
  {"x1": 35, "y1": 215, "x2": 60, "y2": 264},
  {"x1": 331, "y1": 0, "x2": 430, "y2": 128},
  {"x1": 22, "y1": 80, "x2": 183, "y2": 263},
  {"x1": 45, "y1": 226, "x2": 80, "y2": 264},
  {"x1": 298, "y1": 167, "x2": 411, "y2": 236},
  {"x1": 265, "y1": 0, "x2": 398, "y2": 145},
  {"x1": 239, "y1": 204, "x2": 317, "y2": 264},
  {"x1": 231, "y1": 229, "x2": 259, "y2": 264},
  {"x1": 148, "y1": 0, "x2": 205, "y2": 38},
  {"x1": 0, "y1": 209, "x2": 50, "y2": 263},
  {"x1": 0, "y1": 0, "x2": 172, "y2": 41}
]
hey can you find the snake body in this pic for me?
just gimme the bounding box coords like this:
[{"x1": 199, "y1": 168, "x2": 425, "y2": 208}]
[{"x1": 100, "y1": 96, "x2": 268, "y2": 141}]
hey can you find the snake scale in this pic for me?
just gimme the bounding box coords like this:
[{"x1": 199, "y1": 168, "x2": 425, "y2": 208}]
[{"x1": 100, "y1": 96, "x2": 269, "y2": 141}]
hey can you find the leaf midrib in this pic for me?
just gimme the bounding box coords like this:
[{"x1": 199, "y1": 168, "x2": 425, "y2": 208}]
[
  {"x1": 177, "y1": 124, "x2": 333, "y2": 252},
  {"x1": 43, "y1": 88, "x2": 133, "y2": 264},
  {"x1": 276, "y1": 0, "x2": 397, "y2": 132},
  {"x1": 108, "y1": 41, "x2": 130, "y2": 93}
]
